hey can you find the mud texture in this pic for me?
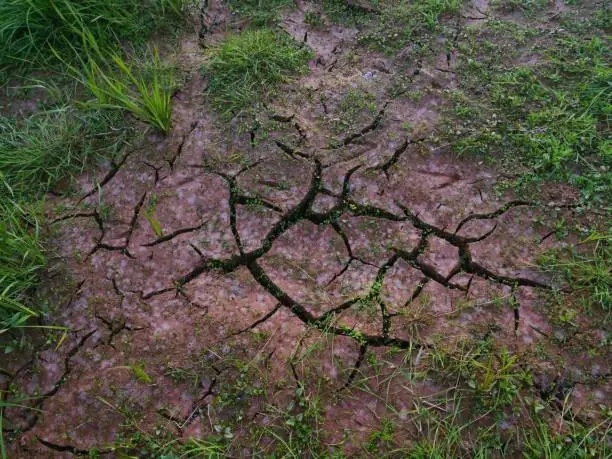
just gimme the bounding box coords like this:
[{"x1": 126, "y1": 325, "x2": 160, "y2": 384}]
[{"x1": 2, "y1": 1, "x2": 609, "y2": 457}]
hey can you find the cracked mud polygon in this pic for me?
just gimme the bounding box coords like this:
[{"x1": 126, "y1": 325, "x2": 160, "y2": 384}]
[{"x1": 2, "y1": 0, "x2": 610, "y2": 457}]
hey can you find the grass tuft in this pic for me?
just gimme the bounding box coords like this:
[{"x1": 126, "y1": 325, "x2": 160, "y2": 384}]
[
  {"x1": 539, "y1": 231, "x2": 611, "y2": 312},
  {"x1": 0, "y1": 0, "x2": 188, "y2": 72},
  {"x1": 228, "y1": 0, "x2": 294, "y2": 26},
  {"x1": 0, "y1": 107, "x2": 128, "y2": 336},
  {"x1": 0, "y1": 108, "x2": 127, "y2": 197},
  {"x1": 204, "y1": 29, "x2": 313, "y2": 119},
  {"x1": 0, "y1": 183, "x2": 45, "y2": 334},
  {"x1": 62, "y1": 43, "x2": 176, "y2": 134}
]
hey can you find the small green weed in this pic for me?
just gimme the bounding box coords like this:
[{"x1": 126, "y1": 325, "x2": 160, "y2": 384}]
[
  {"x1": 180, "y1": 436, "x2": 231, "y2": 457},
  {"x1": 331, "y1": 88, "x2": 377, "y2": 134},
  {"x1": 305, "y1": 11, "x2": 325, "y2": 28},
  {"x1": 366, "y1": 419, "x2": 396, "y2": 453},
  {"x1": 144, "y1": 197, "x2": 164, "y2": 237},
  {"x1": 356, "y1": 0, "x2": 462, "y2": 52},
  {"x1": 131, "y1": 362, "x2": 154, "y2": 384},
  {"x1": 492, "y1": 0, "x2": 548, "y2": 16},
  {"x1": 522, "y1": 418, "x2": 611, "y2": 459},
  {"x1": 427, "y1": 339, "x2": 526, "y2": 409},
  {"x1": 323, "y1": 0, "x2": 374, "y2": 26},
  {"x1": 260, "y1": 383, "x2": 325, "y2": 457}
]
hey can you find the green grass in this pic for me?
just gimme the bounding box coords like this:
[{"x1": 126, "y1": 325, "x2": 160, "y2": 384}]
[
  {"x1": 0, "y1": 107, "x2": 127, "y2": 337},
  {"x1": 492, "y1": 0, "x2": 548, "y2": 16},
  {"x1": 355, "y1": 0, "x2": 462, "y2": 52},
  {"x1": 63, "y1": 43, "x2": 176, "y2": 134},
  {"x1": 522, "y1": 420, "x2": 611, "y2": 459},
  {"x1": 0, "y1": 0, "x2": 188, "y2": 72},
  {"x1": 453, "y1": 25, "x2": 611, "y2": 205},
  {"x1": 0, "y1": 0, "x2": 181, "y2": 341},
  {"x1": 0, "y1": 190, "x2": 45, "y2": 335},
  {"x1": 228, "y1": 0, "x2": 294, "y2": 27},
  {"x1": 538, "y1": 231, "x2": 611, "y2": 312},
  {"x1": 323, "y1": 0, "x2": 376, "y2": 26},
  {"x1": 0, "y1": 108, "x2": 127, "y2": 198},
  {"x1": 204, "y1": 28, "x2": 313, "y2": 119},
  {"x1": 0, "y1": 0, "x2": 184, "y2": 452}
]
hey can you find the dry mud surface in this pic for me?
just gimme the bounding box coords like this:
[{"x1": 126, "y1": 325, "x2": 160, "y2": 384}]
[{"x1": 3, "y1": 1, "x2": 609, "y2": 456}]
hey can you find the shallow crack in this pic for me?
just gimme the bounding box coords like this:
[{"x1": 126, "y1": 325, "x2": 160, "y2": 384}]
[
  {"x1": 269, "y1": 113, "x2": 294, "y2": 123},
  {"x1": 368, "y1": 137, "x2": 426, "y2": 179},
  {"x1": 37, "y1": 436, "x2": 111, "y2": 456},
  {"x1": 231, "y1": 303, "x2": 282, "y2": 336},
  {"x1": 52, "y1": 209, "x2": 105, "y2": 234},
  {"x1": 5, "y1": 329, "x2": 97, "y2": 435},
  {"x1": 167, "y1": 121, "x2": 198, "y2": 169},
  {"x1": 454, "y1": 200, "x2": 532, "y2": 234},
  {"x1": 79, "y1": 148, "x2": 132, "y2": 202},
  {"x1": 341, "y1": 344, "x2": 367, "y2": 389},
  {"x1": 274, "y1": 139, "x2": 311, "y2": 160},
  {"x1": 87, "y1": 192, "x2": 146, "y2": 259},
  {"x1": 142, "y1": 221, "x2": 206, "y2": 247},
  {"x1": 143, "y1": 161, "x2": 164, "y2": 184},
  {"x1": 331, "y1": 102, "x2": 389, "y2": 149},
  {"x1": 95, "y1": 314, "x2": 144, "y2": 347}
]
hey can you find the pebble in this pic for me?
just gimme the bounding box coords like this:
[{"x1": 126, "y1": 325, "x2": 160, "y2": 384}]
[{"x1": 363, "y1": 71, "x2": 376, "y2": 80}]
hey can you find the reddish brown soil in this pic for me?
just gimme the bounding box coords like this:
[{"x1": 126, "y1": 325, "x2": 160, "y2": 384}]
[{"x1": 2, "y1": 1, "x2": 609, "y2": 457}]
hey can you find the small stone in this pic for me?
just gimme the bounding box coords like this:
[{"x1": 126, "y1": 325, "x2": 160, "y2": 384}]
[{"x1": 363, "y1": 71, "x2": 376, "y2": 80}]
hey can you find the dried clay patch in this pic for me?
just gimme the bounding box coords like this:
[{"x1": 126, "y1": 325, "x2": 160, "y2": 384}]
[{"x1": 2, "y1": 0, "x2": 609, "y2": 456}]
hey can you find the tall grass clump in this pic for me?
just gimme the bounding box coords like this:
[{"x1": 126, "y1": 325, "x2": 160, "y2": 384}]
[
  {"x1": 0, "y1": 107, "x2": 127, "y2": 336},
  {"x1": 61, "y1": 41, "x2": 176, "y2": 134},
  {"x1": 0, "y1": 183, "x2": 45, "y2": 335},
  {"x1": 0, "y1": 0, "x2": 184, "y2": 340},
  {"x1": 0, "y1": 108, "x2": 127, "y2": 197},
  {"x1": 204, "y1": 29, "x2": 313, "y2": 119},
  {"x1": 0, "y1": 0, "x2": 189, "y2": 71}
]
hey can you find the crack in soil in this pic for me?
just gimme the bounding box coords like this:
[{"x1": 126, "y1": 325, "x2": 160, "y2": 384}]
[
  {"x1": 37, "y1": 436, "x2": 112, "y2": 457},
  {"x1": 367, "y1": 136, "x2": 426, "y2": 179},
  {"x1": 137, "y1": 142, "x2": 553, "y2": 353},
  {"x1": 14, "y1": 5, "x2": 597, "y2": 453},
  {"x1": 231, "y1": 303, "x2": 283, "y2": 336},
  {"x1": 142, "y1": 221, "x2": 207, "y2": 247},
  {"x1": 167, "y1": 121, "x2": 198, "y2": 169},
  {"x1": 79, "y1": 148, "x2": 133, "y2": 203},
  {"x1": 330, "y1": 102, "x2": 390, "y2": 149},
  {"x1": 5, "y1": 330, "x2": 97, "y2": 435},
  {"x1": 341, "y1": 344, "x2": 368, "y2": 389},
  {"x1": 87, "y1": 192, "x2": 147, "y2": 259}
]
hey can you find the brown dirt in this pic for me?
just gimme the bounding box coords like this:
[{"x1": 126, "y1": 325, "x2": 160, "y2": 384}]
[{"x1": 2, "y1": 1, "x2": 609, "y2": 457}]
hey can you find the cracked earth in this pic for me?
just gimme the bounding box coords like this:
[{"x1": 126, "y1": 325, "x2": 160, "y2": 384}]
[{"x1": 2, "y1": 1, "x2": 609, "y2": 456}]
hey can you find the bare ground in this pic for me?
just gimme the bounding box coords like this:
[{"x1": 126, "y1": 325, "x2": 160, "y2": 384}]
[{"x1": 2, "y1": 0, "x2": 609, "y2": 457}]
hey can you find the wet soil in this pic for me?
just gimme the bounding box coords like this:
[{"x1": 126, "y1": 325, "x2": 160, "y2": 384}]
[{"x1": 2, "y1": 1, "x2": 609, "y2": 456}]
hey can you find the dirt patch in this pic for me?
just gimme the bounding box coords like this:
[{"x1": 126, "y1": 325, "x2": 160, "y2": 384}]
[{"x1": 3, "y1": 1, "x2": 609, "y2": 456}]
